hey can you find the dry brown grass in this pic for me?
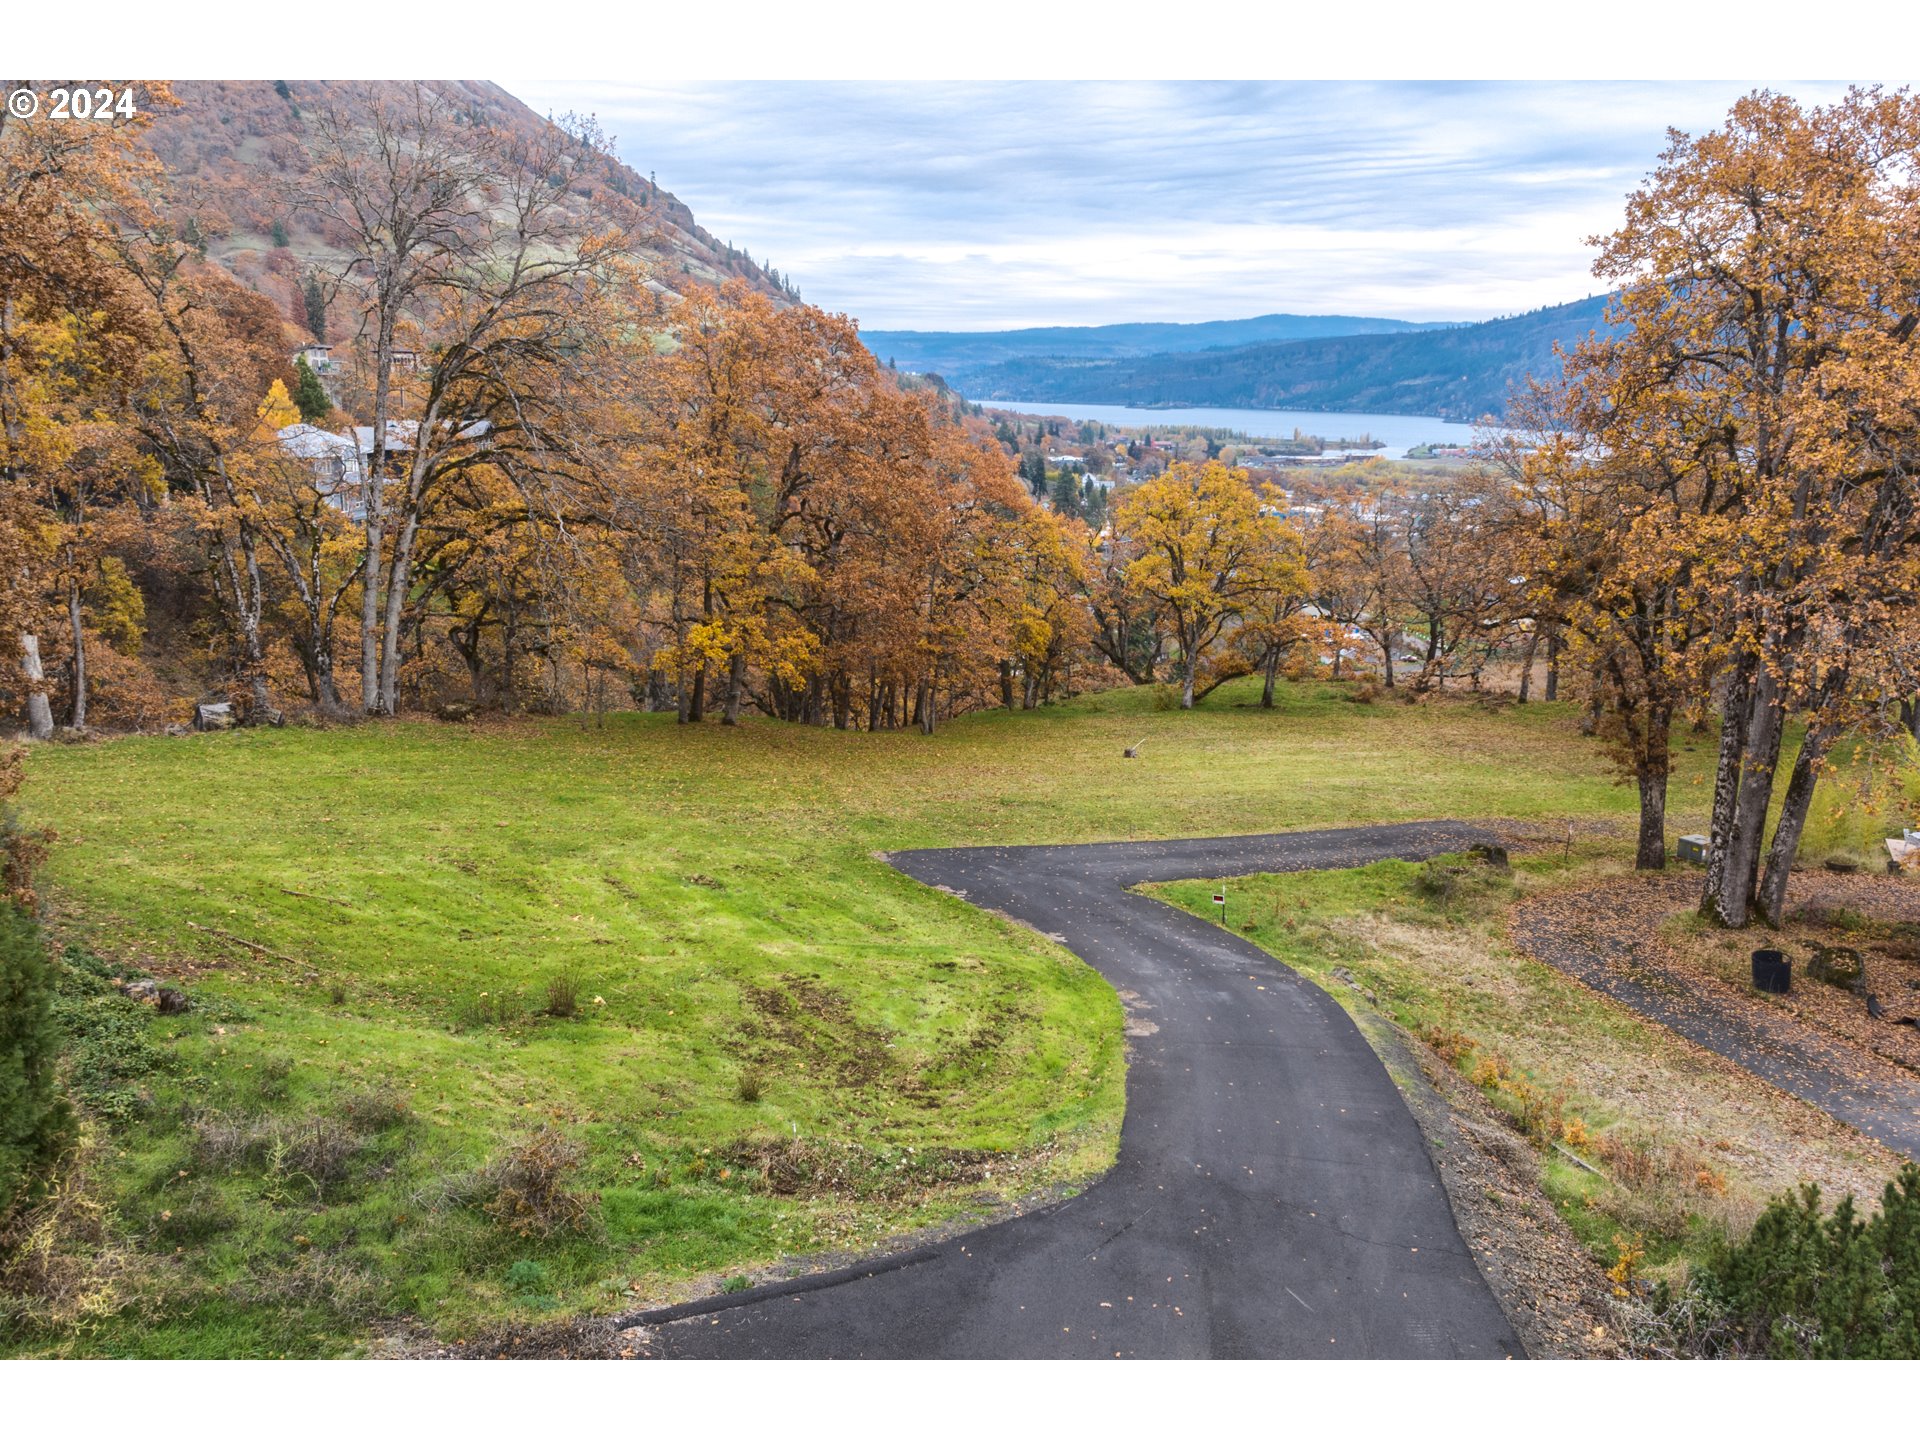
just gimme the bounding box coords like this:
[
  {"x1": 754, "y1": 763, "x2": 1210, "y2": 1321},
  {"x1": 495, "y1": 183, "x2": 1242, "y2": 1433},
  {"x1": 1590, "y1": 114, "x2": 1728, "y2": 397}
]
[
  {"x1": 0, "y1": 1129, "x2": 157, "y2": 1340},
  {"x1": 479, "y1": 1127, "x2": 599, "y2": 1239},
  {"x1": 1326, "y1": 900, "x2": 1900, "y2": 1246}
]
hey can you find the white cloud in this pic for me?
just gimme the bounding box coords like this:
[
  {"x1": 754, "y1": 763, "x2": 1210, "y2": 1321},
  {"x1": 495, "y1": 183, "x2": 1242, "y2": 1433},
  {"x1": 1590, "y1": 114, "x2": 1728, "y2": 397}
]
[{"x1": 506, "y1": 79, "x2": 1867, "y2": 329}]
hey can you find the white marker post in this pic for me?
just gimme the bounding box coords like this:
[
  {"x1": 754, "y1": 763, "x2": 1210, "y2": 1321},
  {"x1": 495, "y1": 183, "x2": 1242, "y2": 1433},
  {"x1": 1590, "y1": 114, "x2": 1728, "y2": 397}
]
[{"x1": 1213, "y1": 889, "x2": 1226, "y2": 925}]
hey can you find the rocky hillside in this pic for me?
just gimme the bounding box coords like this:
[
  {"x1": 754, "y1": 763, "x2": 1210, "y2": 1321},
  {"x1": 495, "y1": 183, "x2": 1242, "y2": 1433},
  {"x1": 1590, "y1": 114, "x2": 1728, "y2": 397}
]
[{"x1": 139, "y1": 80, "x2": 792, "y2": 336}]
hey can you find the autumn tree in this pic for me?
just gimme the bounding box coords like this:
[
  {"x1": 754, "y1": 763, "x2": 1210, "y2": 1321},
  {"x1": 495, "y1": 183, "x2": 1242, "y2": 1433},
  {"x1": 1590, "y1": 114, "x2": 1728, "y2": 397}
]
[
  {"x1": 295, "y1": 84, "x2": 642, "y2": 716},
  {"x1": 1578, "y1": 88, "x2": 1920, "y2": 924},
  {"x1": 1113, "y1": 461, "x2": 1305, "y2": 709},
  {"x1": 0, "y1": 83, "x2": 174, "y2": 735}
]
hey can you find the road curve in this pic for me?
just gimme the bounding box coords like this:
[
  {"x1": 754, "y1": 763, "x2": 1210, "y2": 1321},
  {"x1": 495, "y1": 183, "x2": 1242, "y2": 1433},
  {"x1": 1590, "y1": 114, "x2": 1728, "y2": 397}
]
[{"x1": 634, "y1": 821, "x2": 1521, "y2": 1359}]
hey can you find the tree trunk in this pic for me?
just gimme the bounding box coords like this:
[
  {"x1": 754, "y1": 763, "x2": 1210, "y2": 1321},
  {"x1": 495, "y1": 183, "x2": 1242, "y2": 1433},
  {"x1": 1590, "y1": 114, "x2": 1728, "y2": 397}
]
[
  {"x1": 1516, "y1": 626, "x2": 1539, "y2": 704},
  {"x1": 999, "y1": 658, "x2": 1015, "y2": 710},
  {"x1": 688, "y1": 666, "x2": 706, "y2": 722},
  {"x1": 376, "y1": 500, "x2": 424, "y2": 716},
  {"x1": 721, "y1": 651, "x2": 745, "y2": 726},
  {"x1": 1756, "y1": 729, "x2": 1830, "y2": 928},
  {"x1": 361, "y1": 313, "x2": 397, "y2": 715},
  {"x1": 1261, "y1": 645, "x2": 1280, "y2": 708},
  {"x1": 19, "y1": 633, "x2": 53, "y2": 740},
  {"x1": 1544, "y1": 629, "x2": 1561, "y2": 701},
  {"x1": 1578, "y1": 661, "x2": 1603, "y2": 735},
  {"x1": 65, "y1": 574, "x2": 87, "y2": 729},
  {"x1": 1635, "y1": 771, "x2": 1669, "y2": 870},
  {"x1": 1699, "y1": 659, "x2": 1751, "y2": 920},
  {"x1": 1704, "y1": 661, "x2": 1785, "y2": 929}
]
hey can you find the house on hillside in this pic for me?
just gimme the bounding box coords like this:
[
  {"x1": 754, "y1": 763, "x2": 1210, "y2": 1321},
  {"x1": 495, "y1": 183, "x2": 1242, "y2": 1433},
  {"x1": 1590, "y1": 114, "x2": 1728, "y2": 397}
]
[
  {"x1": 277, "y1": 423, "x2": 364, "y2": 516},
  {"x1": 278, "y1": 417, "x2": 492, "y2": 521},
  {"x1": 295, "y1": 343, "x2": 335, "y2": 374}
]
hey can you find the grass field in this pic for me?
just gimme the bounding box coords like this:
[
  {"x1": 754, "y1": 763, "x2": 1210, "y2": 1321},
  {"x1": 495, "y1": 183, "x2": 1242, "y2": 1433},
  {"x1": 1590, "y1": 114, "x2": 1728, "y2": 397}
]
[{"x1": 0, "y1": 676, "x2": 1850, "y2": 1355}]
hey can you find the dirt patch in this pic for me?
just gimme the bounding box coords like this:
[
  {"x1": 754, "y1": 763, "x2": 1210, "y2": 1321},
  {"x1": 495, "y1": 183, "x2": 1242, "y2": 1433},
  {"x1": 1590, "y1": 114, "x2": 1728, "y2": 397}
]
[
  {"x1": 713, "y1": 1134, "x2": 1052, "y2": 1202},
  {"x1": 1115, "y1": 987, "x2": 1159, "y2": 1038},
  {"x1": 739, "y1": 974, "x2": 890, "y2": 1088}
]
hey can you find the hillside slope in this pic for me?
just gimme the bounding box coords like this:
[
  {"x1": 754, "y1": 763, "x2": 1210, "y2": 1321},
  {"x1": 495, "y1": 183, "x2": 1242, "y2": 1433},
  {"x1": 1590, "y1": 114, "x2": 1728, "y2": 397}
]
[
  {"x1": 951, "y1": 295, "x2": 1612, "y2": 421},
  {"x1": 139, "y1": 80, "x2": 792, "y2": 334},
  {"x1": 861, "y1": 312, "x2": 1459, "y2": 377}
]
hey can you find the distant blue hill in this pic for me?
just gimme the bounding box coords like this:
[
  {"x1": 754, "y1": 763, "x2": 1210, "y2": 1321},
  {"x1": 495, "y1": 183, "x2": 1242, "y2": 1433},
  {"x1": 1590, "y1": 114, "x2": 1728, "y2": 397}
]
[
  {"x1": 860, "y1": 312, "x2": 1461, "y2": 377},
  {"x1": 915, "y1": 295, "x2": 1612, "y2": 422}
]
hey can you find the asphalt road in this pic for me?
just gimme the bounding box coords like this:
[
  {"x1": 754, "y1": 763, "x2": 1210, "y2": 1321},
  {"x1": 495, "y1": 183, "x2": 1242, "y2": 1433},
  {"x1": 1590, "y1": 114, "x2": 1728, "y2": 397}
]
[
  {"x1": 633, "y1": 821, "x2": 1522, "y2": 1358},
  {"x1": 1512, "y1": 902, "x2": 1920, "y2": 1162}
]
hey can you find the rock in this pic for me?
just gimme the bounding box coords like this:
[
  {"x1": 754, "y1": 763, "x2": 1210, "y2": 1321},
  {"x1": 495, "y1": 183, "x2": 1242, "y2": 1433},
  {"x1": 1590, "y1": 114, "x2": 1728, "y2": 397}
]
[
  {"x1": 163, "y1": 722, "x2": 192, "y2": 737},
  {"x1": 251, "y1": 707, "x2": 286, "y2": 728},
  {"x1": 1825, "y1": 856, "x2": 1861, "y2": 874},
  {"x1": 1806, "y1": 945, "x2": 1865, "y2": 991},
  {"x1": 1468, "y1": 842, "x2": 1510, "y2": 870},
  {"x1": 436, "y1": 701, "x2": 477, "y2": 723},
  {"x1": 155, "y1": 987, "x2": 191, "y2": 1015},
  {"x1": 194, "y1": 702, "x2": 236, "y2": 731},
  {"x1": 124, "y1": 978, "x2": 159, "y2": 1001}
]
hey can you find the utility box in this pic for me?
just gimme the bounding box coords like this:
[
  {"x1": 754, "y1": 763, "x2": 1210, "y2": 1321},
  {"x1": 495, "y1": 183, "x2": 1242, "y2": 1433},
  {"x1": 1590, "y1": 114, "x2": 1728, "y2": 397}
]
[{"x1": 1677, "y1": 834, "x2": 1709, "y2": 865}]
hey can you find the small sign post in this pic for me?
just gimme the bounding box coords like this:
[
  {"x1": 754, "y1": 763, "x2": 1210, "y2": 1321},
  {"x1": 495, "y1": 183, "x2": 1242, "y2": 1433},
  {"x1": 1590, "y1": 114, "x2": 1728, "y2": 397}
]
[{"x1": 1213, "y1": 889, "x2": 1226, "y2": 925}]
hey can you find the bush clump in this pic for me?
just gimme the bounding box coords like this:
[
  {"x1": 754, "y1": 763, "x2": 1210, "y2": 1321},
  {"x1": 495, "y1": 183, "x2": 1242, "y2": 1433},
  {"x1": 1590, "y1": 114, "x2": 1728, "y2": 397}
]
[
  {"x1": 0, "y1": 906, "x2": 74, "y2": 1216},
  {"x1": 479, "y1": 1126, "x2": 599, "y2": 1239},
  {"x1": 1648, "y1": 1163, "x2": 1920, "y2": 1357},
  {"x1": 542, "y1": 972, "x2": 579, "y2": 1019}
]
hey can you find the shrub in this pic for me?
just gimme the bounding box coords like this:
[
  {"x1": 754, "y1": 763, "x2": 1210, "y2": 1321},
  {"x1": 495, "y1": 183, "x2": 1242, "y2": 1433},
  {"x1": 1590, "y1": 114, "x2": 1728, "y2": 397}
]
[
  {"x1": 0, "y1": 906, "x2": 73, "y2": 1215},
  {"x1": 338, "y1": 1088, "x2": 411, "y2": 1134},
  {"x1": 0, "y1": 1130, "x2": 153, "y2": 1335},
  {"x1": 1420, "y1": 1019, "x2": 1475, "y2": 1065},
  {"x1": 190, "y1": 1113, "x2": 362, "y2": 1199},
  {"x1": 253, "y1": 1053, "x2": 296, "y2": 1102},
  {"x1": 480, "y1": 1126, "x2": 599, "y2": 1239},
  {"x1": 542, "y1": 972, "x2": 580, "y2": 1019},
  {"x1": 1413, "y1": 858, "x2": 1467, "y2": 905},
  {"x1": 1649, "y1": 1164, "x2": 1920, "y2": 1357},
  {"x1": 735, "y1": 1070, "x2": 765, "y2": 1103},
  {"x1": 451, "y1": 990, "x2": 522, "y2": 1032},
  {"x1": 56, "y1": 991, "x2": 167, "y2": 1126}
]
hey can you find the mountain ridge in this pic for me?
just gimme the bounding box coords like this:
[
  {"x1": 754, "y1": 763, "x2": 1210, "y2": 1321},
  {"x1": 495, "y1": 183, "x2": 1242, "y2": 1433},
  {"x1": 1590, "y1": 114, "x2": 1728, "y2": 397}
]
[
  {"x1": 861, "y1": 311, "x2": 1461, "y2": 374},
  {"x1": 936, "y1": 295, "x2": 1612, "y2": 421},
  {"x1": 134, "y1": 80, "x2": 793, "y2": 334}
]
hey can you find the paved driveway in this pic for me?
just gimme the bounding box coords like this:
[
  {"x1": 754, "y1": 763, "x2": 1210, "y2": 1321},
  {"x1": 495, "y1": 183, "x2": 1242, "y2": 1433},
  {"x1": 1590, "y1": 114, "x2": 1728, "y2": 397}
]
[{"x1": 634, "y1": 821, "x2": 1520, "y2": 1358}]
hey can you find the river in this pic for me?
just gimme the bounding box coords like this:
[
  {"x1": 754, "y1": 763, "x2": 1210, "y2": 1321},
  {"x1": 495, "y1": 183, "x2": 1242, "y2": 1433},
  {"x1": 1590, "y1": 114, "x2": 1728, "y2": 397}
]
[{"x1": 983, "y1": 399, "x2": 1488, "y2": 459}]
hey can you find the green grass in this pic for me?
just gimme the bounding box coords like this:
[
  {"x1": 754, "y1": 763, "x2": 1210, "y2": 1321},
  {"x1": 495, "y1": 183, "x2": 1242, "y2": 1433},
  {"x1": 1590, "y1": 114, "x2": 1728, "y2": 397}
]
[
  {"x1": 1796, "y1": 732, "x2": 1920, "y2": 869},
  {"x1": 8, "y1": 678, "x2": 1697, "y2": 1354}
]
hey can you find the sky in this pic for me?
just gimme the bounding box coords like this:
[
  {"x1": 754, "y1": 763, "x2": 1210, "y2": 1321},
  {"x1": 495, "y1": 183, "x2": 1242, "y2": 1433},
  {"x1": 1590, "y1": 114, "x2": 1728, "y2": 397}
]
[{"x1": 505, "y1": 80, "x2": 1863, "y2": 333}]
